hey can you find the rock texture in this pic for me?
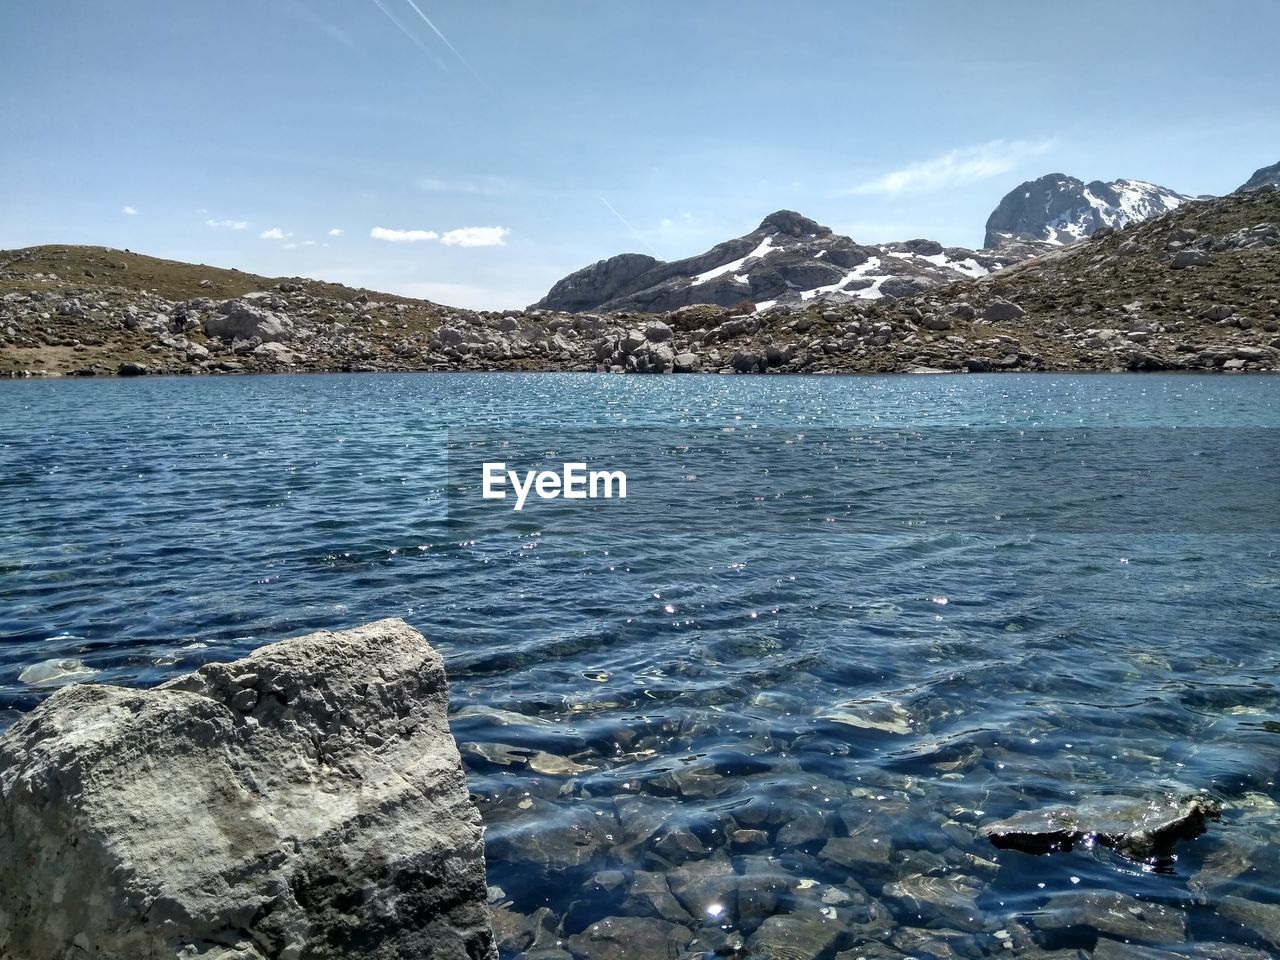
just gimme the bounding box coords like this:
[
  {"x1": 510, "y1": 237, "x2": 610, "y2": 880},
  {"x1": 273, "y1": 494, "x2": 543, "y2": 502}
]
[
  {"x1": 980, "y1": 794, "x2": 1220, "y2": 860},
  {"x1": 0, "y1": 618, "x2": 495, "y2": 960},
  {"x1": 984, "y1": 173, "x2": 1192, "y2": 248},
  {"x1": 531, "y1": 210, "x2": 1019, "y2": 314},
  {"x1": 1238, "y1": 159, "x2": 1280, "y2": 192}
]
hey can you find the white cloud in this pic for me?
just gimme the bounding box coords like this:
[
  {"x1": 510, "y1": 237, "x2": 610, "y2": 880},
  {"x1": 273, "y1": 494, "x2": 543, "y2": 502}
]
[
  {"x1": 327, "y1": 228, "x2": 344, "y2": 237},
  {"x1": 259, "y1": 227, "x2": 291, "y2": 240},
  {"x1": 282, "y1": 242, "x2": 298, "y2": 249},
  {"x1": 303, "y1": 240, "x2": 317, "y2": 246},
  {"x1": 440, "y1": 226, "x2": 509, "y2": 248},
  {"x1": 206, "y1": 218, "x2": 249, "y2": 230},
  {"x1": 371, "y1": 226, "x2": 440, "y2": 243},
  {"x1": 849, "y1": 139, "x2": 1056, "y2": 197},
  {"x1": 122, "y1": 205, "x2": 138, "y2": 216}
]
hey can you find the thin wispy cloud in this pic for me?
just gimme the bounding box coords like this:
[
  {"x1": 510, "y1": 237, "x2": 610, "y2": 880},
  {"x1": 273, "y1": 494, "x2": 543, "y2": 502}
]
[
  {"x1": 278, "y1": 0, "x2": 362, "y2": 52},
  {"x1": 121, "y1": 205, "x2": 138, "y2": 216},
  {"x1": 400, "y1": 0, "x2": 488, "y2": 88},
  {"x1": 368, "y1": 0, "x2": 447, "y2": 70},
  {"x1": 371, "y1": 226, "x2": 440, "y2": 243},
  {"x1": 207, "y1": 218, "x2": 250, "y2": 230},
  {"x1": 599, "y1": 197, "x2": 661, "y2": 258},
  {"x1": 850, "y1": 139, "x2": 1056, "y2": 197},
  {"x1": 260, "y1": 227, "x2": 291, "y2": 240},
  {"x1": 440, "y1": 226, "x2": 508, "y2": 247},
  {"x1": 328, "y1": 227, "x2": 345, "y2": 237}
]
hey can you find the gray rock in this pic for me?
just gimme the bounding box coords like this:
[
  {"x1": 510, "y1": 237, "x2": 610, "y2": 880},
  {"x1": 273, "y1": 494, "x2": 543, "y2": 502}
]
[
  {"x1": 883, "y1": 873, "x2": 986, "y2": 933},
  {"x1": 205, "y1": 299, "x2": 294, "y2": 343},
  {"x1": 1037, "y1": 889, "x2": 1186, "y2": 944},
  {"x1": 116, "y1": 361, "x2": 148, "y2": 376},
  {"x1": 1200, "y1": 303, "x2": 1235, "y2": 321},
  {"x1": 1216, "y1": 896, "x2": 1280, "y2": 952},
  {"x1": 673, "y1": 351, "x2": 701, "y2": 373},
  {"x1": 565, "y1": 916, "x2": 693, "y2": 960},
  {"x1": 980, "y1": 794, "x2": 1219, "y2": 860},
  {"x1": 642, "y1": 320, "x2": 673, "y2": 342},
  {"x1": 983, "y1": 299, "x2": 1025, "y2": 322},
  {"x1": 0, "y1": 618, "x2": 495, "y2": 960},
  {"x1": 748, "y1": 912, "x2": 847, "y2": 960},
  {"x1": 1171, "y1": 249, "x2": 1210, "y2": 269}
]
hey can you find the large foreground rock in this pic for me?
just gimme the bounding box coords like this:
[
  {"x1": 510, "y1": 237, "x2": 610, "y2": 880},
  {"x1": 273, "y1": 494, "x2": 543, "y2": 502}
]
[{"x1": 0, "y1": 618, "x2": 495, "y2": 960}]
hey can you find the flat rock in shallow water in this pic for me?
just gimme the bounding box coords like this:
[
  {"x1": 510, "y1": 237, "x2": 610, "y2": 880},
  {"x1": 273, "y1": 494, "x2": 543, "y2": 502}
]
[
  {"x1": 979, "y1": 794, "x2": 1220, "y2": 860},
  {"x1": 819, "y1": 696, "x2": 914, "y2": 735},
  {"x1": 0, "y1": 618, "x2": 495, "y2": 960},
  {"x1": 565, "y1": 916, "x2": 693, "y2": 960},
  {"x1": 1037, "y1": 889, "x2": 1186, "y2": 943},
  {"x1": 16, "y1": 656, "x2": 98, "y2": 686}
]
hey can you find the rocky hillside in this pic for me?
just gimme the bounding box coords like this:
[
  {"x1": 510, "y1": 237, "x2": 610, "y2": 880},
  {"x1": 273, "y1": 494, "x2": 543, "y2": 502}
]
[
  {"x1": 532, "y1": 210, "x2": 1027, "y2": 314},
  {"x1": 1239, "y1": 160, "x2": 1280, "y2": 192},
  {"x1": 983, "y1": 174, "x2": 1192, "y2": 248},
  {"x1": 2, "y1": 186, "x2": 1277, "y2": 378}
]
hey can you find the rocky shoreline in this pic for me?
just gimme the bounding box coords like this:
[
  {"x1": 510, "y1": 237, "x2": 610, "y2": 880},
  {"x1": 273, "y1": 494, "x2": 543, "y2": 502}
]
[
  {"x1": 3, "y1": 618, "x2": 1261, "y2": 960},
  {"x1": 2, "y1": 188, "x2": 1278, "y2": 380}
]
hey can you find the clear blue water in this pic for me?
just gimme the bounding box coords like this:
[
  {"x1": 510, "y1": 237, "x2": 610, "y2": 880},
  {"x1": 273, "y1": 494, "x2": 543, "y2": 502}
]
[{"x1": 1, "y1": 373, "x2": 1278, "y2": 958}]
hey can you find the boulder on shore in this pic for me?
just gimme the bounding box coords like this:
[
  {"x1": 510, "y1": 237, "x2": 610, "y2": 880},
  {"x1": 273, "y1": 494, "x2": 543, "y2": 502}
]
[{"x1": 0, "y1": 618, "x2": 496, "y2": 960}]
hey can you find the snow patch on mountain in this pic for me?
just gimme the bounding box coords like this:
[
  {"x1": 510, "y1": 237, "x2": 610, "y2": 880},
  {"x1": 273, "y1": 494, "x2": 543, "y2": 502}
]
[{"x1": 985, "y1": 174, "x2": 1192, "y2": 248}]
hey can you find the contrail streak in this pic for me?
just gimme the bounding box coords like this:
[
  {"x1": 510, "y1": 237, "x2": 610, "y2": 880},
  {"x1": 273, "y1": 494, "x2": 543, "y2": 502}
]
[
  {"x1": 369, "y1": 0, "x2": 448, "y2": 71},
  {"x1": 599, "y1": 197, "x2": 661, "y2": 258},
  {"x1": 400, "y1": 0, "x2": 488, "y2": 88}
]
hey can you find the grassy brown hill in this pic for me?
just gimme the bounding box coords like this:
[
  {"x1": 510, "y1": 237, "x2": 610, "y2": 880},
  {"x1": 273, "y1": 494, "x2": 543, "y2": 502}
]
[{"x1": 1, "y1": 186, "x2": 1277, "y2": 378}]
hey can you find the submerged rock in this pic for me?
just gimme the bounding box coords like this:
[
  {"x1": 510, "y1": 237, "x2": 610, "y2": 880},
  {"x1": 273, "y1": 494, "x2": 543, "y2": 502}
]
[
  {"x1": 1036, "y1": 889, "x2": 1187, "y2": 943},
  {"x1": 0, "y1": 618, "x2": 495, "y2": 960},
  {"x1": 979, "y1": 794, "x2": 1220, "y2": 861},
  {"x1": 15, "y1": 656, "x2": 98, "y2": 687}
]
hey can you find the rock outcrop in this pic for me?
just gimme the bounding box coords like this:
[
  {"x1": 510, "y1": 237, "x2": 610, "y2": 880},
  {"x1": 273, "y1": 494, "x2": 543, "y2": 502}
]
[
  {"x1": 984, "y1": 173, "x2": 1192, "y2": 248},
  {"x1": 1238, "y1": 159, "x2": 1280, "y2": 192},
  {"x1": 0, "y1": 618, "x2": 495, "y2": 960}
]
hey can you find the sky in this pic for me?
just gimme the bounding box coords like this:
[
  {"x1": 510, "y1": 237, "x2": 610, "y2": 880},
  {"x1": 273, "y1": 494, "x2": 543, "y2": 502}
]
[{"x1": 2, "y1": 1, "x2": 1278, "y2": 310}]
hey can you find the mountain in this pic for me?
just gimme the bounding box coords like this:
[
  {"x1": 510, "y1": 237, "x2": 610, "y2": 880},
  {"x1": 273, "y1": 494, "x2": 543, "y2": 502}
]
[
  {"x1": 983, "y1": 174, "x2": 1192, "y2": 248},
  {"x1": 2, "y1": 186, "x2": 1277, "y2": 378},
  {"x1": 532, "y1": 210, "x2": 1024, "y2": 314},
  {"x1": 1238, "y1": 160, "x2": 1280, "y2": 192}
]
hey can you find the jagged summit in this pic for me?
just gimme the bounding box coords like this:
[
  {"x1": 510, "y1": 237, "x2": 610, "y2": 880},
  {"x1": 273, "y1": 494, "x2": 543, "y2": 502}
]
[
  {"x1": 984, "y1": 173, "x2": 1191, "y2": 248},
  {"x1": 757, "y1": 210, "x2": 831, "y2": 238}
]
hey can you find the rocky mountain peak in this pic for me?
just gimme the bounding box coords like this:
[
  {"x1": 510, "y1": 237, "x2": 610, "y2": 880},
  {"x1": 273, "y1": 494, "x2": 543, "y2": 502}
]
[
  {"x1": 984, "y1": 173, "x2": 1191, "y2": 248},
  {"x1": 532, "y1": 212, "x2": 1020, "y2": 314},
  {"x1": 757, "y1": 210, "x2": 831, "y2": 238},
  {"x1": 1238, "y1": 160, "x2": 1280, "y2": 192}
]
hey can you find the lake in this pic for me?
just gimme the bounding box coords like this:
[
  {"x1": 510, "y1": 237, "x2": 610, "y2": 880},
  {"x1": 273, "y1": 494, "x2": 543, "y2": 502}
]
[{"x1": 1, "y1": 372, "x2": 1278, "y2": 958}]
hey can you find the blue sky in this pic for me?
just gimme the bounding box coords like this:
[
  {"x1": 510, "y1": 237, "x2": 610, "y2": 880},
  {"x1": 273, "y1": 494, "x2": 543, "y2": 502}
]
[{"x1": 2, "y1": 1, "x2": 1278, "y2": 309}]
